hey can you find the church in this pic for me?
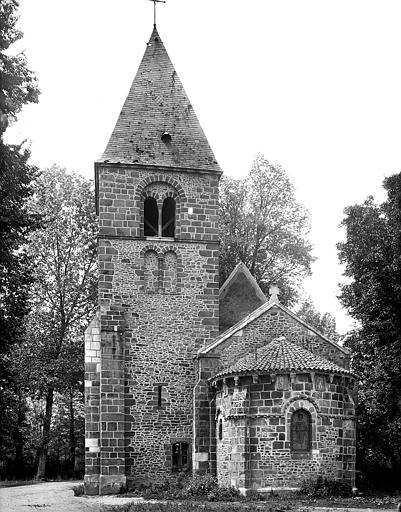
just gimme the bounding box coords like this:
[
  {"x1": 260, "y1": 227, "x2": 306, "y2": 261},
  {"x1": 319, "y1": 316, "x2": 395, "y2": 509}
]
[{"x1": 84, "y1": 24, "x2": 356, "y2": 495}]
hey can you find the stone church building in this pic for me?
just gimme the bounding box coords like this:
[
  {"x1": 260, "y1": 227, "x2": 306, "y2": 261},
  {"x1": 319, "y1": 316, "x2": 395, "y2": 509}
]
[{"x1": 84, "y1": 26, "x2": 356, "y2": 495}]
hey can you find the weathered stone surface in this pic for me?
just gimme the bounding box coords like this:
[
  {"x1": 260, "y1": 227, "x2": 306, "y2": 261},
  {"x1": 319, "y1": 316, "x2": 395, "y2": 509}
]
[
  {"x1": 212, "y1": 372, "x2": 356, "y2": 489},
  {"x1": 85, "y1": 24, "x2": 356, "y2": 496}
]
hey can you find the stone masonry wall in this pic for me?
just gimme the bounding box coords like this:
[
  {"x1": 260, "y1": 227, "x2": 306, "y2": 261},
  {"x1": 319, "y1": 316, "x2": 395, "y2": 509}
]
[
  {"x1": 84, "y1": 312, "x2": 101, "y2": 494},
  {"x1": 214, "y1": 372, "x2": 356, "y2": 490},
  {"x1": 96, "y1": 164, "x2": 220, "y2": 242},
  {"x1": 213, "y1": 306, "x2": 350, "y2": 371},
  {"x1": 85, "y1": 164, "x2": 220, "y2": 491}
]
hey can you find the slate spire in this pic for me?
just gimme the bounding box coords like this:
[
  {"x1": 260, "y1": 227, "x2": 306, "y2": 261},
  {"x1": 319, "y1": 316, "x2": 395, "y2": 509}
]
[{"x1": 101, "y1": 27, "x2": 220, "y2": 172}]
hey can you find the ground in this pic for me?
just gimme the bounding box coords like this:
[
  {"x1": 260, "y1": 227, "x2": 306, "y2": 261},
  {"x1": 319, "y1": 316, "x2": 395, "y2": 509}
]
[
  {"x1": 0, "y1": 481, "x2": 143, "y2": 512},
  {"x1": 0, "y1": 481, "x2": 399, "y2": 512}
]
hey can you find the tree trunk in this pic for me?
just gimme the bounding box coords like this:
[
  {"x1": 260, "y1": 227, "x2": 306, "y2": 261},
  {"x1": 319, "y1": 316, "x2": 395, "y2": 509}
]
[
  {"x1": 36, "y1": 385, "x2": 54, "y2": 479},
  {"x1": 14, "y1": 392, "x2": 25, "y2": 479},
  {"x1": 68, "y1": 388, "x2": 76, "y2": 477}
]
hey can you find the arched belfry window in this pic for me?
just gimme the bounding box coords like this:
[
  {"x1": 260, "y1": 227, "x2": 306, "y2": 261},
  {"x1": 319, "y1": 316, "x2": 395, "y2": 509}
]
[
  {"x1": 291, "y1": 409, "x2": 312, "y2": 453},
  {"x1": 143, "y1": 195, "x2": 176, "y2": 238},
  {"x1": 162, "y1": 198, "x2": 175, "y2": 237},
  {"x1": 144, "y1": 197, "x2": 158, "y2": 237}
]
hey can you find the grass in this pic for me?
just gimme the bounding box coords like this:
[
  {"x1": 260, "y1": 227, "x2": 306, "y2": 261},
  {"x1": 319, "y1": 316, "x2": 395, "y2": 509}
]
[
  {"x1": 102, "y1": 503, "x2": 293, "y2": 512},
  {"x1": 103, "y1": 493, "x2": 401, "y2": 512}
]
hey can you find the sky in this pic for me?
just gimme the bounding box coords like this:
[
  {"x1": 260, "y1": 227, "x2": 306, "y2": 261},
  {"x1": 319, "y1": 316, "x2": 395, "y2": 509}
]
[{"x1": 6, "y1": 0, "x2": 401, "y2": 334}]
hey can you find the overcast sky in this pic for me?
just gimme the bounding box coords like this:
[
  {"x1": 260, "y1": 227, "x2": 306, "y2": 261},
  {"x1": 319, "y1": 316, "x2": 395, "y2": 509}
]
[{"x1": 6, "y1": 0, "x2": 401, "y2": 333}]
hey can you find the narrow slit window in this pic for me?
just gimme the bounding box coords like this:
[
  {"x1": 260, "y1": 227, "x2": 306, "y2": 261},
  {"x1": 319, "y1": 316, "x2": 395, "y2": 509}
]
[
  {"x1": 162, "y1": 197, "x2": 175, "y2": 237},
  {"x1": 157, "y1": 385, "x2": 163, "y2": 407},
  {"x1": 218, "y1": 419, "x2": 223, "y2": 441},
  {"x1": 144, "y1": 197, "x2": 158, "y2": 237}
]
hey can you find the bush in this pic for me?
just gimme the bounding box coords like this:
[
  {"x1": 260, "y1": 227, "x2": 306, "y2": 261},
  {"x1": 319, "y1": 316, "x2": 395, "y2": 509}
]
[
  {"x1": 72, "y1": 484, "x2": 84, "y2": 496},
  {"x1": 185, "y1": 474, "x2": 218, "y2": 496},
  {"x1": 299, "y1": 476, "x2": 353, "y2": 498},
  {"x1": 244, "y1": 489, "x2": 267, "y2": 501},
  {"x1": 206, "y1": 486, "x2": 241, "y2": 501},
  {"x1": 125, "y1": 473, "x2": 243, "y2": 502}
]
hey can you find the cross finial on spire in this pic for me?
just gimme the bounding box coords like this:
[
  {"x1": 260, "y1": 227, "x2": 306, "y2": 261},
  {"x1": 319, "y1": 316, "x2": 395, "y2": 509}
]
[
  {"x1": 148, "y1": 0, "x2": 166, "y2": 27},
  {"x1": 269, "y1": 284, "x2": 280, "y2": 303}
]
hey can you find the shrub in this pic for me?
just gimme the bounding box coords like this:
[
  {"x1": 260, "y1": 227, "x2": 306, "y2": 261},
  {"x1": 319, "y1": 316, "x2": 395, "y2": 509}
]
[
  {"x1": 299, "y1": 476, "x2": 353, "y2": 498},
  {"x1": 206, "y1": 486, "x2": 241, "y2": 501},
  {"x1": 244, "y1": 489, "x2": 267, "y2": 501},
  {"x1": 185, "y1": 474, "x2": 218, "y2": 496},
  {"x1": 72, "y1": 484, "x2": 84, "y2": 496},
  {"x1": 125, "y1": 474, "x2": 243, "y2": 502}
]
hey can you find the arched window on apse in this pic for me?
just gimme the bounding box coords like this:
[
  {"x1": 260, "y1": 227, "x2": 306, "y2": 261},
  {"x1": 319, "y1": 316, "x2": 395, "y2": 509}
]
[
  {"x1": 162, "y1": 197, "x2": 175, "y2": 237},
  {"x1": 291, "y1": 409, "x2": 312, "y2": 454},
  {"x1": 144, "y1": 250, "x2": 159, "y2": 293},
  {"x1": 144, "y1": 197, "x2": 158, "y2": 237},
  {"x1": 163, "y1": 251, "x2": 177, "y2": 293}
]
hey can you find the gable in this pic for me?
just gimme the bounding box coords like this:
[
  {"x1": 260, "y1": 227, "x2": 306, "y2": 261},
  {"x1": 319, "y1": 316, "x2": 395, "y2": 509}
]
[
  {"x1": 219, "y1": 263, "x2": 267, "y2": 332},
  {"x1": 202, "y1": 301, "x2": 350, "y2": 372}
]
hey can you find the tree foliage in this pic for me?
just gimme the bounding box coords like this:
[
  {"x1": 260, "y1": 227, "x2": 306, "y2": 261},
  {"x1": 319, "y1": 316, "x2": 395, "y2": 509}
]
[
  {"x1": 220, "y1": 155, "x2": 314, "y2": 305},
  {"x1": 0, "y1": 142, "x2": 39, "y2": 353},
  {"x1": 0, "y1": 0, "x2": 40, "y2": 352},
  {"x1": 0, "y1": 0, "x2": 41, "y2": 479},
  {"x1": 20, "y1": 165, "x2": 98, "y2": 478},
  {"x1": 0, "y1": 0, "x2": 39, "y2": 131},
  {"x1": 296, "y1": 298, "x2": 338, "y2": 340},
  {"x1": 338, "y1": 172, "x2": 401, "y2": 485}
]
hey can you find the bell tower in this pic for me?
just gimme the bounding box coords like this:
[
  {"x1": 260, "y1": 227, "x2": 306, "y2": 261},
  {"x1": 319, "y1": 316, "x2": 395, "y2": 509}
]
[{"x1": 84, "y1": 27, "x2": 221, "y2": 494}]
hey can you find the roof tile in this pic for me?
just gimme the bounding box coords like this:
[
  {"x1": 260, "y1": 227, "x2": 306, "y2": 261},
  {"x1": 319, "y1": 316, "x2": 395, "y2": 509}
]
[
  {"x1": 212, "y1": 336, "x2": 352, "y2": 380},
  {"x1": 101, "y1": 27, "x2": 220, "y2": 172}
]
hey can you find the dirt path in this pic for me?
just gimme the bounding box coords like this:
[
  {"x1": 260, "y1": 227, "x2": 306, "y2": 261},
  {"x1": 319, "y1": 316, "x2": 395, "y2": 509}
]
[{"x1": 0, "y1": 481, "x2": 142, "y2": 512}]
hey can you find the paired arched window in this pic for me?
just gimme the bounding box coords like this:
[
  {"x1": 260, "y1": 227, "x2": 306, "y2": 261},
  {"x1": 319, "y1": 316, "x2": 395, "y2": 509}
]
[
  {"x1": 291, "y1": 409, "x2": 312, "y2": 453},
  {"x1": 144, "y1": 197, "x2": 176, "y2": 238}
]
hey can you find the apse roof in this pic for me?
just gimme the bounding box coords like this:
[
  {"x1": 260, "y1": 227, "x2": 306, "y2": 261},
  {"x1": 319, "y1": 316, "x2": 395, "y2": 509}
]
[
  {"x1": 99, "y1": 27, "x2": 220, "y2": 172},
  {"x1": 211, "y1": 336, "x2": 352, "y2": 381}
]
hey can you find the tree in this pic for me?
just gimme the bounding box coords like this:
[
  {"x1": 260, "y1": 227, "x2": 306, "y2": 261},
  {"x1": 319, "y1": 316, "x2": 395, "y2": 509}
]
[
  {"x1": 338, "y1": 172, "x2": 401, "y2": 488},
  {"x1": 0, "y1": 0, "x2": 40, "y2": 479},
  {"x1": 22, "y1": 165, "x2": 97, "y2": 479},
  {"x1": 0, "y1": 0, "x2": 40, "y2": 351},
  {"x1": 0, "y1": 0, "x2": 39, "y2": 131},
  {"x1": 220, "y1": 155, "x2": 314, "y2": 305},
  {"x1": 296, "y1": 298, "x2": 338, "y2": 340}
]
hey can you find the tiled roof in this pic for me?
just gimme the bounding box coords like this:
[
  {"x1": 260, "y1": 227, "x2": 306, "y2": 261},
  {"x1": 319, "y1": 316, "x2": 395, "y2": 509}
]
[
  {"x1": 212, "y1": 337, "x2": 351, "y2": 380},
  {"x1": 100, "y1": 27, "x2": 220, "y2": 172}
]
